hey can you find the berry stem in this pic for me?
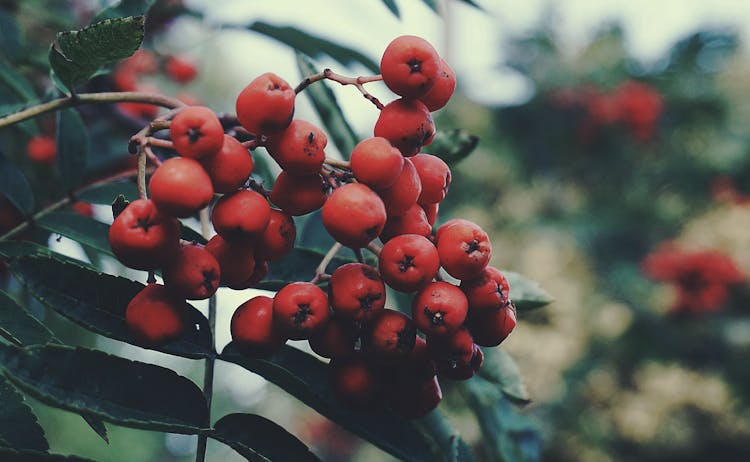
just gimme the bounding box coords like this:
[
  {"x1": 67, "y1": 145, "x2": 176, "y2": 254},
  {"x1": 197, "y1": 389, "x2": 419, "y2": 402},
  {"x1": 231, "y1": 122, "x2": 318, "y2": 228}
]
[
  {"x1": 0, "y1": 91, "x2": 186, "y2": 129},
  {"x1": 136, "y1": 149, "x2": 148, "y2": 200},
  {"x1": 196, "y1": 208, "x2": 216, "y2": 462},
  {"x1": 145, "y1": 137, "x2": 174, "y2": 149},
  {"x1": 310, "y1": 242, "x2": 343, "y2": 284},
  {"x1": 323, "y1": 157, "x2": 351, "y2": 169},
  {"x1": 295, "y1": 69, "x2": 384, "y2": 110},
  {"x1": 366, "y1": 242, "x2": 382, "y2": 257}
]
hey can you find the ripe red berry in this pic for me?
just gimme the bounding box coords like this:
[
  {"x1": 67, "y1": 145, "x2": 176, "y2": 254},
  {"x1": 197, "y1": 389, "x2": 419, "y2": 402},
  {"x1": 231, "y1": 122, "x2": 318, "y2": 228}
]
[
  {"x1": 270, "y1": 171, "x2": 327, "y2": 216},
  {"x1": 205, "y1": 234, "x2": 256, "y2": 288},
  {"x1": 418, "y1": 58, "x2": 456, "y2": 111},
  {"x1": 374, "y1": 98, "x2": 435, "y2": 157},
  {"x1": 422, "y1": 202, "x2": 439, "y2": 226},
  {"x1": 412, "y1": 281, "x2": 468, "y2": 336},
  {"x1": 109, "y1": 199, "x2": 180, "y2": 270},
  {"x1": 211, "y1": 190, "x2": 271, "y2": 240},
  {"x1": 125, "y1": 283, "x2": 186, "y2": 345},
  {"x1": 265, "y1": 120, "x2": 327, "y2": 175},
  {"x1": 361, "y1": 309, "x2": 416, "y2": 360},
  {"x1": 149, "y1": 157, "x2": 214, "y2": 218},
  {"x1": 385, "y1": 336, "x2": 436, "y2": 384},
  {"x1": 255, "y1": 209, "x2": 296, "y2": 261},
  {"x1": 437, "y1": 343, "x2": 483, "y2": 381},
  {"x1": 380, "y1": 203, "x2": 431, "y2": 243},
  {"x1": 308, "y1": 316, "x2": 358, "y2": 359},
  {"x1": 162, "y1": 244, "x2": 220, "y2": 300},
  {"x1": 165, "y1": 55, "x2": 198, "y2": 84},
  {"x1": 231, "y1": 296, "x2": 286, "y2": 357},
  {"x1": 427, "y1": 326, "x2": 474, "y2": 367},
  {"x1": 460, "y1": 266, "x2": 510, "y2": 315},
  {"x1": 200, "y1": 135, "x2": 254, "y2": 194},
  {"x1": 71, "y1": 201, "x2": 94, "y2": 217},
  {"x1": 273, "y1": 282, "x2": 330, "y2": 340},
  {"x1": 328, "y1": 353, "x2": 381, "y2": 410},
  {"x1": 243, "y1": 259, "x2": 268, "y2": 288},
  {"x1": 435, "y1": 219, "x2": 492, "y2": 280},
  {"x1": 322, "y1": 183, "x2": 386, "y2": 248},
  {"x1": 329, "y1": 263, "x2": 386, "y2": 323},
  {"x1": 466, "y1": 302, "x2": 516, "y2": 347},
  {"x1": 169, "y1": 106, "x2": 224, "y2": 159},
  {"x1": 380, "y1": 35, "x2": 440, "y2": 98},
  {"x1": 376, "y1": 158, "x2": 422, "y2": 216},
  {"x1": 386, "y1": 374, "x2": 442, "y2": 419},
  {"x1": 411, "y1": 153, "x2": 450, "y2": 205},
  {"x1": 379, "y1": 234, "x2": 439, "y2": 293},
  {"x1": 26, "y1": 135, "x2": 56, "y2": 164},
  {"x1": 236, "y1": 72, "x2": 295, "y2": 136},
  {"x1": 350, "y1": 137, "x2": 404, "y2": 189}
]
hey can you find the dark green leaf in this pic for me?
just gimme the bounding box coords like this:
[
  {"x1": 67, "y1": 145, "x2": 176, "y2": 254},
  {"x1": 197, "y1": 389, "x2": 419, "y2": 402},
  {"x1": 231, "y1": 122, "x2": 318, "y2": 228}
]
[
  {"x1": 81, "y1": 414, "x2": 109, "y2": 445},
  {"x1": 505, "y1": 271, "x2": 553, "y2": 311},
  {"x1": 220, "y1": 344, "x2": 457, "y2": 462},
  {"x1": 56, "y1": 109, "x2": 89, "y2": 191},
  {"x1": 0, "y1": 448, "x2": 95, "y2": 461},
  {"x1": 0, "y1": 10, "x2": 24, "y2": 62},
  {"x1": 77, "y1": 180, "x2": 140, "y2": 205},
  {"x1": 296, "y1": 54, "x2": 359, "y2": 159},
  {"x1": 179, "y1": 223, "x2": 207, "y2": 245},
  {"x1": 298, "y1": 210, "x2": 336, "y2": 254},
  {"x1": 36, "y1": 212, "x2": 112, "y2": 256},
  {"x1": 478, "y1": 348, "x2": 530, "y2": 405},
  {"x1": 456, "y1": 0, "x2": 483, "y2": 10},
  {"x1": 427, "y1": 130, "x2": 479, "y2": 166},
  {"x1": 48, "y1": 16, "x2": 145, "y2": 92},
  {"x1": 0, "y1": 344, "x2": 209, "y2": 434},
  {"x1": 0, "y1": 63, "x2": 37, "y2": 102},
  {"x1": 9, "y1": 255, "x2": 213, "y2": 359},
  {"x1": 0, "y1": 241, "x2": 92, "y2": 267},
  {"x1": 211, "y1": 413, "x2": 321, "y2": 462},
  {"x1": 0, "y1": 374, "x2": 49, "y2": 452},
  {"x1": 413, "y1": 412, "x2": 477, "y2": 462},
  {"x1": 250, "y1": 152, "x2": 276, "y2": 188},
  {"x1": 249, "y1": 22, "x2": 379, "y2": 73},
  {"x1": 93, "y1": 0, "x2": 155, "y2": 22},
  {"x1": 0, "y1": 290, "x2": 56, "y2": 347},
  {"x1": 381, "y1": 0, "x2": 400, "y2": 17},
  {"x1": 0, "y1": 153, "x2": 34, "y2": 214},
  {"x1": 257, "y1": 248, "x2": 356, "y2": 291},
  {"x1": 421, "y1": 0, "x2": 439, "y2": 13}
]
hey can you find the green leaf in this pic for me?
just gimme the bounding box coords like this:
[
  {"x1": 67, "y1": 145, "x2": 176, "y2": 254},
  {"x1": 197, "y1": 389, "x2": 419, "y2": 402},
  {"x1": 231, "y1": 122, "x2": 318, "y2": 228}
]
[
  {"x1": 0, "y1": 63, "x2": 37, "y2": 102},
  {"x1": 220, "y1": 344, "x2": 459, "y2": 462},
  {"x1": 298, "y1": 210, "x2": 336, "y2": 254},
  {"x1": 36, "y1": 212, "x2": 112, "y2": 256},
  {"x1": 478, "y1": 348, "x2": 530, "y2": 405},
  {"x1": 56, "y1": 108, "x2": 90, "y2": 192},
  {"x1": 0, "y1": 374, "x2": 49, "y2": 452},
  {"x1": 0, "y1": 448, "x2": 95, "y2": 462},
  {"x1": 9, "y1": 255, "x2": 213, "y2": 359},
  {"x1": 0, "y1": 344, "x2": 210, "y2": 434},
  {"x1": 0, "y1": 153, "x2": 34, "y2": 214},
  {"x1": 0, "y1": 241, "x2": 92, "y2": 267},
  {"x1": 81, "y1": 414, "x2": 109, "y2": 445},
  {"x1": 0, "y1": 290, "x2": 56, "y2": 347},
  {"x1": 211, "y1": 413, "x2": 321, "y2": 462},
  {"x1": 179, "y1": 224, "x2": 208, "y2": 245},
  {"x1": 77, "y1": 180, "x2": 140, "y2": 205},
  {"x1": 257, "y1": 248, "x2": 356, "y2": 291},
  {"x1": 250, "y1": 152, "x2": 276, "y2": 188},
  {"x1": 0, "y1": 10, "x2": 24, "y2": 62},
  {"x1": 421, "y1": 0, "x2": 439, "y2": 13},
  {"x1": 296, "y1": 53, "x2": 359, "y2": 159},
  {"x1": 93, "y1": 0, "x2": 155, "y2": 22},
  {"x1": 249, "y1": 22, "x2": 379, "y2": 73},
  {"x1": 427, "y1": 130, "x2": 479, "y2": 166},
  {"x1": 381, "y1": 0, "x2": 400, "y2": 17},
  {"x1": 48, "y1": 16, "x2": 145, "y2": 92},
  {"x1": 505, "y1": 271, "x2": 553, "y2": 311}
]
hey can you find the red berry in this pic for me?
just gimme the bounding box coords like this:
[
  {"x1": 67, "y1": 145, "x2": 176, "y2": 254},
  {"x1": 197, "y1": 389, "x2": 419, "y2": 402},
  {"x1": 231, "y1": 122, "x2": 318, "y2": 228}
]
[
  {"x1": 109, "y1": 199, "x2": 180, "y2": 270},
  {"x1": 427, "y1": 326, "x2": 474, "y2": 367},
  {"x1": 236, "y1": 72, "x2": 295, "y2": 136},
  {"x1": 386, "y1": 374, "x2": 442, "y2": 419},
  {"x1": 466, "y1": 302, "x2": 516, "y2": 347},
  {"x1": 435, "y1": 219, "x2": 492, "y2": 280},
  {"x1": 211, "y1": 190, "x2": 271, "y2": 240},
  {"x1": 309, "y1": 316, "x2": 358, "y2": 359},
  {"x1": 149, "y1": 157, "x2": 214, "y2": 217},
  {"x1": 385, "y1": 336, "x2": 436, "y2": 384},
  {"x1": 165, "y1": 55, "x2": 198, "y2": 84},
  {"x1": 125, "y1": 284, "x2": 186, "y2": 345},
  {"x1": 205, "y1": 234, "x2": 256, "y2": 288},
  {"x1": 437, "y1": 343, "x2": 482, "y2": 381},
  {"x1": 418, "y1": 58, "x2": 456, "y2": 111},
  {"x1": 255, "y1": 209, "x2": 296, "y2": 261},
  {"x1": 71, "y1": 201, "x2": 94, "y2": 217},
  {"x1": 412, "y1": 281, "x2": 468, "y2": 336},
  {"x1": 265, "y1": 120, "x2": 327, "y2": 175},
  {"x1": 380, "y1": 203, "x2": 431, "y2": 242},
  {"x1": 273, "y1": 282, "x2": 330, "y2": 340},
  {"x1": 243, "y1": 259, "x2": 268, "y2": 288},
  {"x1": 26, "y1": 136, "x2": 56, "y2": 164},
  {"x1": 374, "y1": 98, "x2": 435, "y2": 157},
  {"x1": 322, "y1": 183, "x2": 386, "y2": 248},
  {"x1": 460, "y1": 266, "x2": 510, "y2": 315},
  {"x1": 380, "y1": 35, "x2": 440, "y2": 98},
  {"x1": 200, "y1": 135, "x2": 254, "y2": 194},
  {"x1": 162, "y1": 244, "x2": 220, "y2": 300},
  {"x1": 329, "y1": 263, "x2": 386, "y2": 323},
  {"x1": 379, "y1": 234, "x2": 439, "y2": 293},
  {"x1": 270, "y1": 171, "x2": 327, "y2": 216},
  {"x1": 169, "y1": 106, "x2": 224, "y2": 159},
  {"x1": 422, "y1": 202, "x2": 439, "y2": 226},
  {"x1": 361, "y1": 309, "x2": 416, "y2": 360},
  {"x1": 328, "y1": 353, "x2": 381, "y2": 410},
  {"x1": 411, "y1": 153, "x2": 450, "y2": 205},
  {"x1": 231, "y1": 296, "x2": 285, "y2": 357},
  {"x1": 376, "y1": 158, "x2": 422, "y2": 216},
  {"x1": 350, "y1": 137, "x2": 404, "y2": 189}
]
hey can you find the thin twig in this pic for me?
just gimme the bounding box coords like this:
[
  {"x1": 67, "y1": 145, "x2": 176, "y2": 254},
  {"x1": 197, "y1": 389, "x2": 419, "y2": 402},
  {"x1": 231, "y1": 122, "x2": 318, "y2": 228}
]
[
  {"x1": 295, "y1": 69, "x2": 384, "y2": 110},
  {"x1": 366, "y1": 242, "x2": 382, "y2": 257},
  {"x1": 324, "y1": 157, "x2": 351, "y2": 169},
  {"x1": 310, "y1": 242, "x2": 343, "y2": 283},
  {"x1": 137, "y1": 150, "x2": 148, "y2": 200},
  {"x1": 145, "y1": 137, "x2": 174, "y2": 149}
]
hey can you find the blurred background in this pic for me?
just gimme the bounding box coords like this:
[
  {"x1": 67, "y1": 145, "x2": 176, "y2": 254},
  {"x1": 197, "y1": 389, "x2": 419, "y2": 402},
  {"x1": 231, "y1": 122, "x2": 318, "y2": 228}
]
[{"x1": 3, "y1": 0, "x2": 750, "y2": 460}]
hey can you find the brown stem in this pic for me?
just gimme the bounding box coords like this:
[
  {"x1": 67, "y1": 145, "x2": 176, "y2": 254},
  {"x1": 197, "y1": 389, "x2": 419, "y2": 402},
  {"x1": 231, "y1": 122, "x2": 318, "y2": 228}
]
[
  {"x1": 137, "y1": 150, "x2": 148, "y2": 200},
  {"x1": 295, "y1": 69, "x2": 384, "y2": 110},
  {"x1": 324, "y1": 157, "x2": 351, "y2": 169},
  {"x1": 310, "y1": 242, "x2": 343, "y2": 283},
  {"x1": 366, "y1": 242, "x2": 382, "y2": 257},
  {"x1": 145, "y1": 137, "x2": 174, "y2": 149}
]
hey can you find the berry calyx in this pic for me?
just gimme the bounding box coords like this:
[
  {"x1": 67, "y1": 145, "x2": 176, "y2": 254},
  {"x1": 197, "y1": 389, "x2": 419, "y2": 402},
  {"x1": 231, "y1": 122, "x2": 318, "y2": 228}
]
[
  {"x1": 231, "y1": 295, "x2": 286, "y2": 357},
  {"x1": 148, "y1": 157, "x2": 214, "y2": 218},
  {"x1": 162, "y1": 244, "x2": 220, "y2": 300},
  {"x1": 125, "y1": 284, "x2": 186, "y2": 345},
  {"x1": 412, "y1": 281, "x2": 468, "y2": 336},
  {"x1": 329, "y1": 263, "x2": 386, "y2": 323},
  {"x1": 236, "y1": 72, "x2": 295, "y2": 136},
  {"x1": 108, "y1": 199, "x2": 180, "y2": 270},
  {"x1": 460, "y1": 266, "x2": 511, "y2": 315},
  {"x1": 379, "y1": 234, "x2": 440, "y2": 293},
  {"x1": 435, "y1": 219, "x2": 492, "y2": 280},
  {"x1": 321, "y1": 183, "x2": 386, "y2": 248},
  {"x1": 169, "y1": 106, "x2": 224, "y2": 159},
  {"x1": 380, "y1": 35, "x2": 440, "y2": 98},
  {"x1": 350, "y1": 137, "x2": 404, "y2": 189},
  {"x1": 273, "y1": 282, "x2": 330, "y2": 340}
]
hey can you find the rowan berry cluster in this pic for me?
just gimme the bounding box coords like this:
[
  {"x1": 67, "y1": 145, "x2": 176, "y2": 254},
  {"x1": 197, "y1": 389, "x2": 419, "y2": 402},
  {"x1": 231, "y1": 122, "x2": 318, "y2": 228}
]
[{"x1": 111, "y1": 35, "x2": 516, "y2": 419}]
